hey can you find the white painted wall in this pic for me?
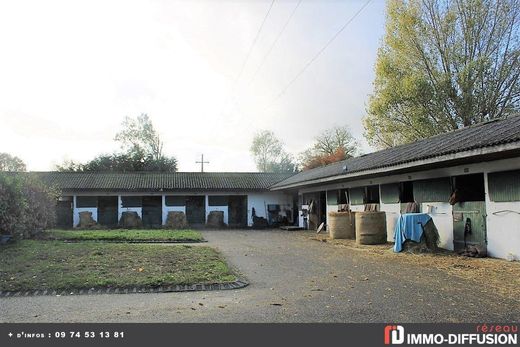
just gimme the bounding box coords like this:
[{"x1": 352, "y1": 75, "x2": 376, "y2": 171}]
[
  {"x1": 247, "y1": 192, "x2": 293, "y2": 226},
  {"x1": 380, "y1": 202, "x2": 400, "y2": 242},
  {"x1": 486, "y1": 201, "x2": 520, "y2": 260},
  {"x1": 484, "y1": 171, "x2": 520, "y2": 260}
]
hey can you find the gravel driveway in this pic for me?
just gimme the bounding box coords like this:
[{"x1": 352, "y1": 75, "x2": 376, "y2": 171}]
[{"x1": 1, "y1": 229, "x2": 518, "y2": 322}]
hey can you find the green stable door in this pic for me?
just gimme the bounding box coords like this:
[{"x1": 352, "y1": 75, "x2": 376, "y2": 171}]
[{"x1": 452, "y1": 201, "x2": 487, "y2": 252}]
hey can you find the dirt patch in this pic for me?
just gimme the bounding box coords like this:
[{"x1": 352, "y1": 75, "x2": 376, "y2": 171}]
[{"x1": 311, "y1": 235, "x2": 520, "y2": 300}]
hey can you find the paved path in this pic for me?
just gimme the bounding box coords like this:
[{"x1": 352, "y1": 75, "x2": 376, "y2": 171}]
[{"x1": 1, "y1": 229, "x2": 518, "y2": 322}]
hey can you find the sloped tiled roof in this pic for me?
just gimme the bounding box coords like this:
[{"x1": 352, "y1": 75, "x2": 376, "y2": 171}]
[
  {"x1": 33, "y1": 172, "x2": 295, "y2": 192},
  {"x1": 273, "y1": 115, "x2": 520, "y2": 189}
]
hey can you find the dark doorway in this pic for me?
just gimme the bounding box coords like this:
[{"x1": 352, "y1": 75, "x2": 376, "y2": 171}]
[
  {"x1": 451, "y1": 173, "x2": 487, "y2": 253},
  {"x1": 292, "y1": 193, "x2": 299, "y2": 225},
  {"x1": 228, "y1": 195, "x2": 247, "y2": 227},
  {"x1": 98, "y1": 196, "x2": 119, "y2": 227},
  {"x1": 186, "y1": 196, "x2": 206, "y2": 226},
  {"x1": 452, "y1": 173, "x2": 485, "y2": 202},
  {"x1": 319, "y1": 191, "x2": 327, "y2": 227},
  {"x1": 142, "y1": 196, "x2": 162, "y2": 228},
  {"x1": 55, "y1": 197, "x2": 73, "y2": 228},
  {"x1": 365, "y1": 185, "x2": 380, "y2": 203},
  {"x1": 303, "y1": 192, "x2": 320, "y2": 230},
  {"x1": 400, "y1": 182, "x2": 414, "y2": 203}
]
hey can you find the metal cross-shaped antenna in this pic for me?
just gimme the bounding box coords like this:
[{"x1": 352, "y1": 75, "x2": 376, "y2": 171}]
[{"x1": 196, "y1": 154, "x2": 209, "y2": 172}]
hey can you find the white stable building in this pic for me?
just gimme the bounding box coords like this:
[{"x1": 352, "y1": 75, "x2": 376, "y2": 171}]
[
  {"x1": 39, "y1": 172, "x2": 295, "y2": 229},
  {"x1": 38, "y1": 115, "x2": 520, "y2": 260},
  {"x1": 271, "y1": 116, "x2": 520, "y2": 260}
]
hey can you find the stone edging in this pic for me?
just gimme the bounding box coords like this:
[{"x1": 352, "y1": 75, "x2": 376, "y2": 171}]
[
  {"x1": 0, "y1": 279, "x2": 249, "y2": 298},
  {"x1": 58, "y1": 239, "x2": 207, "y2": 244}
]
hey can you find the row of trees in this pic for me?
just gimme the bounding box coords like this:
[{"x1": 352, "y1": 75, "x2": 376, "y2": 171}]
[
  {"x1": 56, "y1": 114, "x2": 178, "y2": 172},
  {"x1": 249, "y1": 125, "x2": 359, "y2": 173},
  {"x1": 3, "y1": 116, "x2": 359, "y2": 175}
]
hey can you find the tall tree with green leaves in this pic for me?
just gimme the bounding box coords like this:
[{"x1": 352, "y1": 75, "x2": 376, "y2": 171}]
[
  {"x1": 115, "y1": 113, "x2": 164, "y2": 160},
  {"x1": 364, "y1": 0, "x2": 520, "y2": 149},
  {"x1": 0, "y1": 153, "x2": 26, "y2": 172},
  {"x1": 250, "y1": 130, "x2": 297, "y2": 173},
  {"x1": 56, "y1": 114, "x2": 177, "y2": 172}
]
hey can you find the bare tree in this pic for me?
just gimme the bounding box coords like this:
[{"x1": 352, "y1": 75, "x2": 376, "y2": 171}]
[{"x1": 299, "y1": 125, "x2": 359, "y2": 170}]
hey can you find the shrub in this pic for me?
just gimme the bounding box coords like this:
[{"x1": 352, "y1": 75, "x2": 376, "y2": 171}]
[{"x1": 0, "y1": 173, "x2": 59, "y2": 239}]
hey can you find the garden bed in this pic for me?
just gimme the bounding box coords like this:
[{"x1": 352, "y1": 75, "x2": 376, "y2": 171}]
[{"x1": 0, "y1": 241, "x2": 236, "y2": 292}]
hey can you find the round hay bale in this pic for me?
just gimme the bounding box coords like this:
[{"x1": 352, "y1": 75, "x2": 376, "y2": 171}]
[
  {"x1": 77, "y1": 211, "x2": 97, "y2": 229},
  {"x1": 119, "y1": 211, "x2": 143, "y2": 229},
  {"x1": 328, "y1": 211, "x2": 356, "y2": 239},
  {"x1": 206, "y1": 211, "x2": 226, "y2": 228},
  {"x1": 165, "y1": 211, "x2": 188, "y2": 229},
  {"x1": 355, "y1": 211, "x2": 386, "y2": 245}
]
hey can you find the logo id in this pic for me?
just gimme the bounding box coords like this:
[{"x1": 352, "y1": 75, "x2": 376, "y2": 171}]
[{"x1": 384, "y1": 325, "x2": 405, "y2": 345}]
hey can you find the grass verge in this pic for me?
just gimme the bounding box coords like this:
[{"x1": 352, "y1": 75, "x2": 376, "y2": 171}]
[
  {"x1": 0, "y1": 240, "x2": 236, "y2": 291},
  {"x1": 43, "y1": 229, "x2": 204, "y2": 242}
]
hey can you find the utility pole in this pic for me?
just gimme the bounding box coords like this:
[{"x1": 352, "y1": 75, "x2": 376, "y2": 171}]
[{"x1": 196, "y1": 154, "x2": 209, "y2": 173}]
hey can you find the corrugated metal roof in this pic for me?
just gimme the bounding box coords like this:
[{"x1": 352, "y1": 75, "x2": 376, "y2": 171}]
[
  {"x1": 33, "y1": 172, "x2": 295, "y2": 192},
  {"x1": 273, "y1": 115, "x2": 520, "y2": 189}
]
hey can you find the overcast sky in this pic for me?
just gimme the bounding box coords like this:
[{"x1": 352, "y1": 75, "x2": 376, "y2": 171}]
[{"x1": 0, "y1": 0, "x2": 386, "y2": 172}]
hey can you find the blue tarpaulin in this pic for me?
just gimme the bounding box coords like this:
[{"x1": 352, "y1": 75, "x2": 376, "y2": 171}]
[{"x1": 393, "y1": 213, "x2": 432, "y2": 252}]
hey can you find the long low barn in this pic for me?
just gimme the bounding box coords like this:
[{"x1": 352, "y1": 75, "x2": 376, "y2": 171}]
[
  {"x1": 37, "y1": 172, "x2": 295, "y2": 229},
  {"x1": 271, "y1": 115, "x2": 520, "y2": 260}
]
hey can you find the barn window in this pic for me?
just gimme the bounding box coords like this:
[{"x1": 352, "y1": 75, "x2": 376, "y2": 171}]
[
  {"x1": 400, "y1": 182, "x2": 414, "y2": 203},
  {"x1": 380, "y1": 183, "x2": 400, "y2": 204},
  {"x1": 165, "y1": 196, "x2": 186, "y2": 206},
  {"x1": 121, "y1": 196, "x2": 142, "y2": 208},
  {"x1": 365, "y1": 185, "x2": 380, "y2": 203},
  {"x1": 338, "y1": 189, "x2": 348, "y2": 204},
  {"x1": 327, "y1": 190, "x2": 338, "y2": 205},
  {"x1": 413, "y1": 178, "x2": 452, "y2": 203},
  {"x1": 76, "y1": 196, "x2": 97, "y2": 208},
  {"x1": 488, "y1": 170, "x2": 520, "y2": 202},
  {"x1": 208, "y1": 196, "x2": 228, "y2": 206},
  {"x1": 452, "y1": 174, "x2": 485, "y2": 202},
  {"x1": 349, "y1": 187, "x2": 365, "y2": 205}
]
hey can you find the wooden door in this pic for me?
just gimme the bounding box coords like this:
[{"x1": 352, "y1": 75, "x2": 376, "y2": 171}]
[{"x1": 453, "y1": 201, "x2": 487, "y2": 252}]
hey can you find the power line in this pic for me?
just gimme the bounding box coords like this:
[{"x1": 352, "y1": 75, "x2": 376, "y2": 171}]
[
  {"x1": 233, "y1": 0, "x2": 276, "y2": 88},
  {"x1": 218, "y1": 0, "x2": 276, "y2": 118},
  {"x1": 248, "y1": 0, "x2": 303, "y2": 86},
  {"x1": 264, "y1": 0, "x2": 372, "y2": 110}
]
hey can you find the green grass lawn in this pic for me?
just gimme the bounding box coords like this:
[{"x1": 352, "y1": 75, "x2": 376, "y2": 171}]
[
  {"x1": 0, "y1": 241, "x2": 236, "y2": 291},
  {"x1": 43, "y1": 229, "x2": 203, "y2": 242}
]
